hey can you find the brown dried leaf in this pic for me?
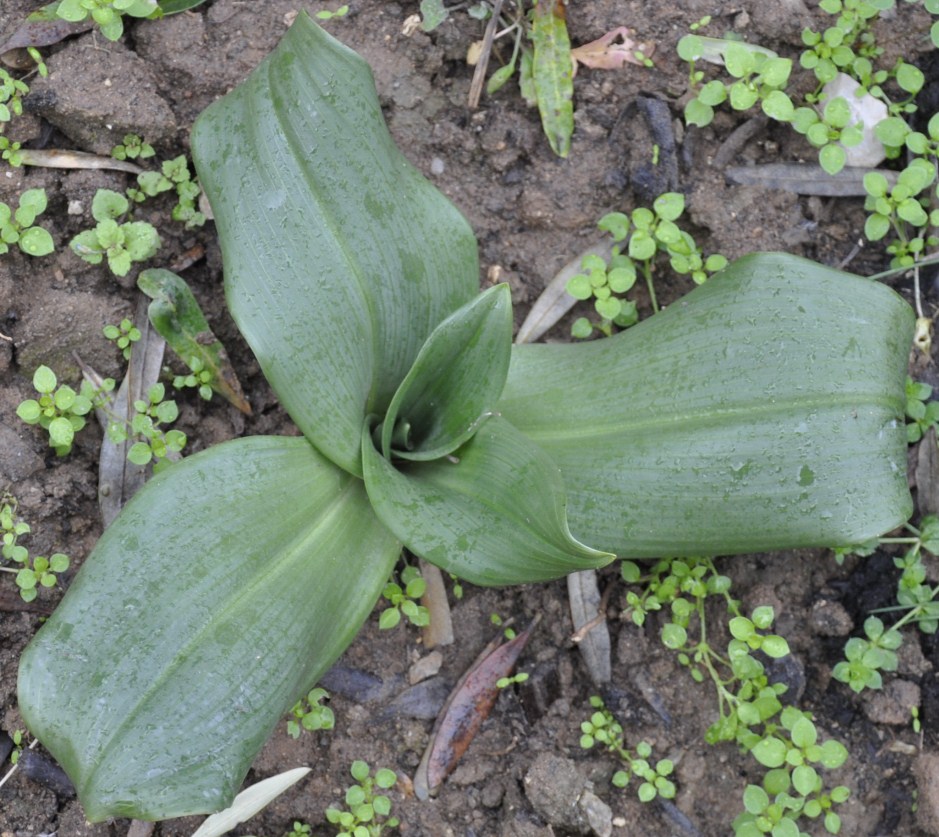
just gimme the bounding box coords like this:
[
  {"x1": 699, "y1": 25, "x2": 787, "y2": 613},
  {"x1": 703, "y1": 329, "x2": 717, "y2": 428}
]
[
  {"x1": 78, "y1": 297, "x2": 167, "y2": 528},
  {"x1": 419, "y1": 559, "x2": 454, "y2": 649},
  {"x1": 571, "y1": 27, "x2": 655, "y2": 73},
  {"x1": 413, "y1": 617, "x2": 538, "y2": 799}
]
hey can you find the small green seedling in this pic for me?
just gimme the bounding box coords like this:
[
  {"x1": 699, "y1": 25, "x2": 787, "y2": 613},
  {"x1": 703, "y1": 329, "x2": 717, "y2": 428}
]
[
  {"x1": 620, "y1": 557, "x2": 851, "y2": 833},
  {"x1": 580, "y1": 695, "x2": 676, "y2": 803},
  {"x1": 790, "y1": 96, "x2": 865, "y2": 175},
  {"x1": 16, "y1": 365, "x2": 94, "y2": 455},
  {"x1": 490, "y1": 612, "x2": 517, "y2": 640},
  {"x1": 127, "y1": 154, "x2": 205, "y2": 229},
  {"x1": 103, "y1": 318, "x2": 142, "y2": 360},
  {"x1": 286, "y1": 687, "x2": 334, "y2": 739},
  {"x1": 0, "y1": 189, "x2": 54, "y2": 257},
  {"x1": 1, "y1": 495, "x2": 30, "y2": 565},
  {"x1": 834, "y1": 516, "x2": 939, "y2": 693},
  {"x1": 0, "y1": 68, "x2": 28, "y2": 126},
  {"x1": 1, "y1": 494, "x2": 70, "y2": 603},
  {"x1": 679, "y1": 39, "x2": 794, "y2": 128},
  {"x1": 106, "y1": 382, "x2": 186, "y2": 467},
  {"x1": 379, "y1": 565, "x2": 429, "y2": 629},
  {"x1": 863, "y1": 164, "x2": 938, "y2": 268},
  {"x1": 284, "y1": 823, "x2": 311, "y2": 837},
  {"x1": 173, "y1": 356, "x2": 213, "y2": 401},
  {"x1": 325, "y1": 761, "x2": 399, "y2": 837},
  {"x1": 0, "y1": 67, "x2": 28, "y2": 167},
  {"x1": 111, "y1": 133, "x2": 155, "y2": 161},
  {"x1": 9, "y1": 730, "x2": 24, "y2": 765},
  {"x1": 53, "y1": 0, "x2": 159, "y2": 42},
  {"x1": 496, "y1": 671, "x2": 529, "y2": 689},
  {"x1": 568, "y1": 195, "x2": 726, "y2": 337},
  {"x1": 905, "y1": 377, "x2": 939, "y2": 443},
  {"x1": 70, "y1": 189, "x2": 160, "y2": 277},
  {"x1": 315, "y1": 4, "x2": 349, "y2": 19}
]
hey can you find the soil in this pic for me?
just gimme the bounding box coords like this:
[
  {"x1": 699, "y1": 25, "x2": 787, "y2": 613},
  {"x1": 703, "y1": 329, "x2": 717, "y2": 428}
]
[{"x1": 2, "y1": 1, "x2": 939, "y2": 836}]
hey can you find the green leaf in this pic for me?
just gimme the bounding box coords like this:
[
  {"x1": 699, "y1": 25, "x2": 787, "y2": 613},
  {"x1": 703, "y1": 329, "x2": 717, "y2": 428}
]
[
  {"x1": 486, "y1": 62, "x2": 516, "y2": 95},
  {"x1": 18, "y1": 227, "x2": 54, "y2": 257},
  {"x1": 684, "y1": 98, "x2": 714, "y2": 127},
  {"x1": 751, "y1": 736, "x2": 788, "y2": 768},
  {"x1": 819, "y1": 143, "x2": 847, "y2": 175},
  {"x1": 91, "y1": 189, "x2": 129, "y2": 221},
  {"x1": 419, "y1": 0, "x2": 449, "y2": 31},
  {"x1": 380, "y1": 284, "x2": 512, "y2": 461},
  {"x1": 191, "y1": 15, "x2": 478, "y2": 477},
  {"x1": 18, "y1": 437, "x2": 401, "y2": 821},
  {"x1": 531, "y1": 0, "x2": 574, "y2": 157},
  {"x1": 362, "y1": 416, "x2": 612, "y2": 585},
  {"x1": 498, "y1": 253, "x2": 913, "y2": 557},
  {"x1": 32, "y1": 364, "x2": 57, "y2": 393},
  {"x1": 138, "y1": 269, "x2": 251, "y2": 414}
]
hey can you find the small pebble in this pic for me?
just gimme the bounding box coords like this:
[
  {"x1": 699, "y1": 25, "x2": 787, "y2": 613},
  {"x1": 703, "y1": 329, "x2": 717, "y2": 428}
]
[
  {"x1": 430, "y1": 157, "x2": 445, "y2": 176},
  {"x1": 409, "y1": 650, "x2": 443, "y2": 685}
]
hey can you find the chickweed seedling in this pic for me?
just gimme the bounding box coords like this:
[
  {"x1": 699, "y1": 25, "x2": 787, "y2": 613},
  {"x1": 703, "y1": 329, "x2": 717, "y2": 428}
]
[
  {"x1": 679, "y1": 39, "x2": 794, "y2": 128},
  {"x1": 567, "y1": 195, "x2": 726, "y2": 338},
  {"x1": 325, "y1": 761, "x2": 399, "y2": 837},
  {"x1": 52, "y1": 0, "x2": 159, "y2": 42},
  {"x1": 905, "y1": 377, "x2": 939, "y2": 443},
  {"x1": 286, "y1": 687, "x2": 334, "y2": 739},
  {"x1": 118, "y1": 383, "x2": 186, "y2": 467},
  {"x1": 790, "y1": 95, "x2": 865, "y2": 175},
  {"x1": 111, "y1": 133, "x2": 155, "y2": 161},
  {"x1": 620, "y1": 557, "x2": 851, "y2": 834},
  {"x1": 16, "y1": 365, "x2": 94, "y2": 455},
  {"x1": 173, "y1": 355, "x2": 214, "y2": 402},
  {"x1": 580, "y1": 695, "x2": 676, "y2": 803},
  {"x1": 0, "y1": 189, "x2": 55, "y2": 257},
  {"x1": 834, "y1": 516, "x2": 939, "y2": 693},
  {"x1": 70, "y1": 189, "x2": 161, "y2": 277},
  {"x1": 0, "y1": 493, "x2": 70, "y2": 603},
  {"x1": 103, "y1": 318, "x2": 142, "y2": 360},
  {"x1": 127, "y1": 154, "x2": 206, "y2": 229},
  {"x1": 379, "y1": 564, "x2": 429, "y2": 629}
]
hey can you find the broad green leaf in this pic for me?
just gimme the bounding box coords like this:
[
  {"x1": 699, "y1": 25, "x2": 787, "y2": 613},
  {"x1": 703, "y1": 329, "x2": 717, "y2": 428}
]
[
  {"x1": 531, "y1": 0, "x2": 574, "y2": 158},
  {"x1": 499, "y1": 253, "x2": 913, "y2": 557},
  {"x1": 380, "y1": 284, "x2": 512, "y2": 461},
  {"x1": 362, "y1": 415, "x2": 612, "y2": 585},
  {"x1": 18, "y1": 436, "x2": 400, "y2": 821},
  {"x1": 138, "y1": 269, "x2": 251, "y2": 414},
  {"x1": 191, "y1": 13, "x2": 478, "y2": 476}
]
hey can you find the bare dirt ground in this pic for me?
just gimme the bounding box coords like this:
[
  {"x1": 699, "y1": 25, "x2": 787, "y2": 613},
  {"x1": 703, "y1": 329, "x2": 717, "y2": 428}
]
[{"x1": 2, "y1": 1, "x2": 939, "y2": 835}]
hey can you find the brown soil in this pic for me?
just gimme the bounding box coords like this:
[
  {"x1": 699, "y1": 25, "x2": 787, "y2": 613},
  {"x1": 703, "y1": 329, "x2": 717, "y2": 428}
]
[{"x1": 2, "y1": 2, "x2": 939, "y2": 836}]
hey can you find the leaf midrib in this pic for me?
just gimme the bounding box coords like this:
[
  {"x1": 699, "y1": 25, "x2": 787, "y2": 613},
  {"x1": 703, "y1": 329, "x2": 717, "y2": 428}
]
[{"x1": 83, "y1": 475, "x2": 359, "y2": 793}]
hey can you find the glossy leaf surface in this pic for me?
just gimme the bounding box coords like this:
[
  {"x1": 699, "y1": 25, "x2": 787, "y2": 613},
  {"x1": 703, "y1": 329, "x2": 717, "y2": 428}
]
[
  {"x1": 363, "y1": 416, "x2": 612, "y2": 585},
  {"x1": 499, "y1": 253, "x2": 913, "y2": 555},
  {"x1": 190, "y1": 16, "x2": 478, "y2": 476},
  {"x1": 18, "y1": 437, "x2": 400, "y2": 820}
]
